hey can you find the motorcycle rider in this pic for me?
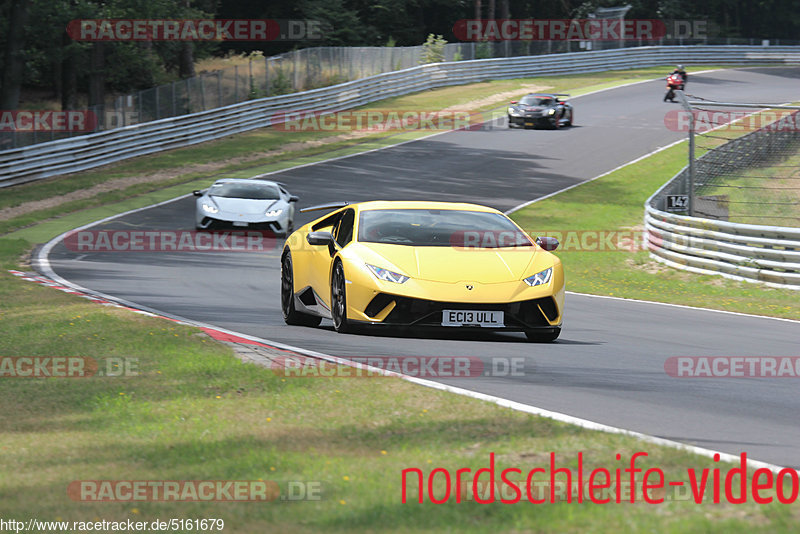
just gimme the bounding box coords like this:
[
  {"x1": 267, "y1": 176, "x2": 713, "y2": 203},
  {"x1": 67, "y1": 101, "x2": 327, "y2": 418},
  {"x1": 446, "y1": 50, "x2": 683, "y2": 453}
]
[
  {"x1": 671, "y1": 65, "x2": 688, "y2": 87},
  {"x1": 664, "y1": 65, "x2": 687, "y2": 102}
]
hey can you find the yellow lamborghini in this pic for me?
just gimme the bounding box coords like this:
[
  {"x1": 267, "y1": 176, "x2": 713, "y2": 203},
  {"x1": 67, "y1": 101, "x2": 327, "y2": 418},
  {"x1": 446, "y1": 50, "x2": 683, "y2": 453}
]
[{"x1": 280, "y1": 201, "x2": 564, "y2": 341}]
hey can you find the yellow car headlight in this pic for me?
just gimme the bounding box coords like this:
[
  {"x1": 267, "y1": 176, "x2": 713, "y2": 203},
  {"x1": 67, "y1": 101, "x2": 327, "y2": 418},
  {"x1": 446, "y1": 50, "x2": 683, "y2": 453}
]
[
  {"x1": 366, "y1": 264, "x2": 409, "y2": 284},
  {"x1": 524, "y1": 267, "x2": 552, "y2": 287}
]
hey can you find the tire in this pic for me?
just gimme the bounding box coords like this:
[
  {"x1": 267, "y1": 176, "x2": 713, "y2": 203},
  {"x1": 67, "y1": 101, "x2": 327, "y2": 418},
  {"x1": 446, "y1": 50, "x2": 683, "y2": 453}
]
[
  {"x1": 567, "y1": 110, "x2": 574, "y2": 126},
  {"x1": 281, "y1": 250, "x2": 322, "y2": 327},
  {"x1": 525, "y1": 327, "x2": 561, "y2": 343},
  {"x1": 507, "y1": 116, "x2": 514, "y2": 128},
  {"x1": 330, "y1": 261, "x2": 352, "y2": 333}
]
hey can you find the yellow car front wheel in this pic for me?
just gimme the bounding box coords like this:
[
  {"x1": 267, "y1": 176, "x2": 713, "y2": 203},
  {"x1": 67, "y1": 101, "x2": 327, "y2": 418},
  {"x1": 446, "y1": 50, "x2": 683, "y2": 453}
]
[
  {"x1": 281, "y1": 250, "x2": 322, "y2": 327},
  {"x1": 525, "y1": 327, "x2": 561, "y2": 342}
]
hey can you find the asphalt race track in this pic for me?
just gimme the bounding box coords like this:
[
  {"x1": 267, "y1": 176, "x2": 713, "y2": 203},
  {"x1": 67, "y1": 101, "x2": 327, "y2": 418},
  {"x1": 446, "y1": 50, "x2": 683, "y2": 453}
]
[{"x1": 44, "y1": 68, "x2": 800, "y2": 467}]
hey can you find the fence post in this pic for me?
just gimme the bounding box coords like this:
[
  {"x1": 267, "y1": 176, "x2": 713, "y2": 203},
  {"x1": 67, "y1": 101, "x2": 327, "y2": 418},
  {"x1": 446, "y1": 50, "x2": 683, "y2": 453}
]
[
  {"x1": 200, "y1": 75, "x2": 206, "y2": 110},
  {"x1": 265, "y1": 56, "x2": 270, "y2": 96},
  {"x1": 234, "y1": 65, "x2": 239, "y2": 102},
  {"x1": 677, "y1": 90, "x2": 695, "y2": 216},
  {"x1": 311, "y1": 48, "x2": 323, "y2": 87},
  {"x1": 293, "y1": 51, "x2": 298, "y2": 91},
  {"x1": 217, "y1": 71, "x2": 222, "y2": 107},
  {"x1": 171, "y1": 81, "x2": 177, "y2": 116}
]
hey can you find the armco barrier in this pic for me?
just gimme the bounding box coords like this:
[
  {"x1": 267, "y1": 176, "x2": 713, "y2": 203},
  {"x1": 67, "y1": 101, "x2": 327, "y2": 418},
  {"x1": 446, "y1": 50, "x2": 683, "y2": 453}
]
[
  {"x1": 3, "y1": 45, "x2": 800, "y2": 187},
  {"x1": 645, "y1": 177, "x2": 800, "y2": 290},
  {"x1": 645, "y1": 104, "x2": 800, "y2": 290}
]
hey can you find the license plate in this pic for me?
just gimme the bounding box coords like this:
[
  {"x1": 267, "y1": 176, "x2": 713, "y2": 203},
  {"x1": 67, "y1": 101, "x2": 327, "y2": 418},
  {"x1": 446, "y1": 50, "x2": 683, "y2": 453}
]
[
  {"x1": 232, "y1": 221, "x2": 248, "y2": 227},
  {"x1": 442, "y1": 310, "x2": 504, "y2": 328},
  {"x1": 524, "y1": 121, "x2": 534, "y2": 126}
]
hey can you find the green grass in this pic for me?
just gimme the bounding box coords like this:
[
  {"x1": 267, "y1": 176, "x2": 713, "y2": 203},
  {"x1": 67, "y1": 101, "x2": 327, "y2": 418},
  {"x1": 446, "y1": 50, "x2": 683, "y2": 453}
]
[
  {"x1": 510, "y1": 141, "x2": 800, "y2": 320},
  {"x1": 695, "y1": 140, "x2": 800, "y2": 226}
]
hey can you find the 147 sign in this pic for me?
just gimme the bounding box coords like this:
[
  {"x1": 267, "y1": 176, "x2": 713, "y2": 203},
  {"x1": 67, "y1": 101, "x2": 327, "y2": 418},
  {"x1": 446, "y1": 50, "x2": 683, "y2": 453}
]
[{"x1": 666, "y1": 195, "x2": 689, "y2": 211}]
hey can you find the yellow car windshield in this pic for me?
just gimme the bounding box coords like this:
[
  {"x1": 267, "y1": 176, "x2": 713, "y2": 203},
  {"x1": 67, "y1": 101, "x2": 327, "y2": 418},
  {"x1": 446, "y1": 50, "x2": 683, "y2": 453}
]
[{"x1": 357, "y1": 209, "x2": 534, "y2": 248}]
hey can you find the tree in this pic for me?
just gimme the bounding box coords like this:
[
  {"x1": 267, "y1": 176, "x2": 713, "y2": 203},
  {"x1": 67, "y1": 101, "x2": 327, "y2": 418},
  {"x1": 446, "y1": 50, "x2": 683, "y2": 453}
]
[
  {"x1": 0, "y1": 0, "x2": 30, "y2": 110},
  {"x1": 420, "y1": 33, "x2": 446, "y2": 63},
  {"x1": 296, "y1": 0, "x2": 366, "y2": 46}
]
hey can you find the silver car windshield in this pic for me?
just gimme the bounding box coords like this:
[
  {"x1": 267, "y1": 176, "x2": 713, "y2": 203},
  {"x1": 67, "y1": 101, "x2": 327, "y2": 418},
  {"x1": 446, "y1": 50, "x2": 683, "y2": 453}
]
[
  {"x1": 209, "y1": 183, "x2": 280, "y2": 200},
  {"x1": 357, "y1": 209, "x2": 534, "y2": 247}
]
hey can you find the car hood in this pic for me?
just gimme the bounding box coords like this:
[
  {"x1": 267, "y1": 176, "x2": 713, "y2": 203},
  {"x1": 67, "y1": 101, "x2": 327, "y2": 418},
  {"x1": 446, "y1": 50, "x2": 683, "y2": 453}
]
[
  {"x1": 353, "y1": 243, "x2": 540, "y2": 284},
  {"x1": 208, "y1": 197, "x2": 279, "y2": 214}
]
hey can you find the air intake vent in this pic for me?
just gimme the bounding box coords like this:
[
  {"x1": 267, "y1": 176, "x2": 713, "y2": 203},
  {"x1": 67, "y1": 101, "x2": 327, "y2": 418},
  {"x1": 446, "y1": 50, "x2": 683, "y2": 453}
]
[{"x1": 364, "y1": 293, "x2": 395, "y2": 317}]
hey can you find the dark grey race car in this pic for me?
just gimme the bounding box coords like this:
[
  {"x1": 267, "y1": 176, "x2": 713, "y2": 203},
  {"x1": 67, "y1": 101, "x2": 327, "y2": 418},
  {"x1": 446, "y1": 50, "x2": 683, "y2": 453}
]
[{"x1": 507, "y1": 93, "x2": 574, "y2": 129}]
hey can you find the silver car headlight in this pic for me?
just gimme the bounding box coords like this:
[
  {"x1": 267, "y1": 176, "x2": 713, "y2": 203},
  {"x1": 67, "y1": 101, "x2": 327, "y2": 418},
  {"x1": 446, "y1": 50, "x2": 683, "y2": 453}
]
[
  {"x1": 202, "y1": 203, "x2": 219, "y2": 214},
  {"x1": 265, "y1": 208, "x2": 283, "y2": 217},
  {"x1": 366, "y1": 264, "x2": 409, "y2": 284},
  {"x1": 547, "y1": 108, "x2": 556, "y2": 115},
  {"x1": 508, "y1": 107, "x2": 521, "y2": 117},
  {"x1": 524, "y1": 267, "x2": 552, "y2": 287}
]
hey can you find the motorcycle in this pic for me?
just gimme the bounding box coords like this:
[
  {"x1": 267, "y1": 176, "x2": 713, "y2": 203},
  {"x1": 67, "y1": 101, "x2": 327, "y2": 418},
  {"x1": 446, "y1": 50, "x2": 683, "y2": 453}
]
[{"x1": 664, "y1": 73, "x2": 685, "y2": 102}]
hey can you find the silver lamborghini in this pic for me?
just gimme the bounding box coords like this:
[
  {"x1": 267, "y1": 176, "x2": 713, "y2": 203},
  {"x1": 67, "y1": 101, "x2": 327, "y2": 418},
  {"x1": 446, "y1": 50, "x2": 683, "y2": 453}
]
[{"x1": 193, "y1": 178, "x2": 299, "y2": 235}]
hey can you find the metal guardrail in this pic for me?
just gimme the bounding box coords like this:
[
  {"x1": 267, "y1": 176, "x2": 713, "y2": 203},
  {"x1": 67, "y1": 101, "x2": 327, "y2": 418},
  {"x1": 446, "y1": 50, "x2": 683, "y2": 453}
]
[
  {"x1": 645, "y1": 176, "x2": 800, "y2": 290},
  {"x1": 646, "y1": 103, "x2": 800, "y2": 290},
  {"x1": 3, "y1": 45, "x2": 800, "y2": 187}
]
